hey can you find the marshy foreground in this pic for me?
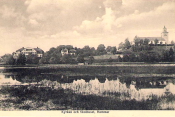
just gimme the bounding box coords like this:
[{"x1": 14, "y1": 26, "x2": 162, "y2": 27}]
[{"x1": 1, "y1": 64, "x2": 175, "y2": 110}]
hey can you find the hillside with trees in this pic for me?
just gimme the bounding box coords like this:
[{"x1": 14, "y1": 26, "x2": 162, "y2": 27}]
[{"x1": 1, "y1": 38, "x2": 175, "y2": 65}]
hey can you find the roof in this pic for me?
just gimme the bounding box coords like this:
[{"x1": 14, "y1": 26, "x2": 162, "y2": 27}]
[
  {"x1": 61, "y1": 48, "x2": 68, "y2": 52},
  {"x1": 16, "y1": 47, "x2": 25, "y2": 52},
  {"x1": 16, "y1": 47, "x2": 44, "y2": 54},
  {"x1": 136, "y1": 37, "x2": 165, "y2": 41},
  {"x1": 34, "y1": 47, "x2": 44, "y2": 54},
  {"x1": 69, "y1": 49, "x2": 76, "y2": 53}
]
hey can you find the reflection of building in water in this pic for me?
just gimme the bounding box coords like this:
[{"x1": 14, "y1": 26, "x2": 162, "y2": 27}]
[{"x1": 129, "y1": 78, "x2": 171, "y2": 90}]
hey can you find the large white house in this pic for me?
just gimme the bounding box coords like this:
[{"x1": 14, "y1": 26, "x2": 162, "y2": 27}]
[
  {"x1": 13, "y1": 47, "x2": 44, "y2": 59},
  {"x1": 134, "y1": 26, "x2": 169, "y2": 44}
]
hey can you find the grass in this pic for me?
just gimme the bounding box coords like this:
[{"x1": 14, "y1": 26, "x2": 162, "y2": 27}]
[{"x1": 0, "y1": 80, "x2": 175, "y2": 110}]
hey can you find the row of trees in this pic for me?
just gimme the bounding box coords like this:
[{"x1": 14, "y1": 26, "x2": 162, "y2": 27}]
[
  {"x1": 1, "y1": 53, "x2": 41, "y2": 65},
  {"x1": 119, "y1": 48, "x2": 174, "y2": 62},
  {"x1": 38, "y1": 44, "x2": 116, "y2": 64},
  {"x1": 2, "y1": 37, "x2": 175, "y2": 65},
  {"x1": 117, "y1": 37, "x2": 175, "y2": 62}
]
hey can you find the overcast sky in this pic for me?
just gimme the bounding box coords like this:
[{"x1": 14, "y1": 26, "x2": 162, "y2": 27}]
[{"x1": 0, "y1": 0, "x2": 175, "y2": 55}]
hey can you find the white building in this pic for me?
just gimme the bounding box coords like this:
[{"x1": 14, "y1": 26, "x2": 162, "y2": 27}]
[
  {"x1": 134, "y1": 26, "x2": 169, "y2": 45},
  {"x1": 13, "y1": 47, "x2": 44, "y2": 59},
  {"x1": 61, "y1": 48, "x2": 76, "y2": 56}
]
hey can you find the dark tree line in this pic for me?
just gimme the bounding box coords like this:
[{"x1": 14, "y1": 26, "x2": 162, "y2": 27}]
[
  {"x1": 38, "y1": 44, "x2": 117, "y2": 64},
  {"x1": 1, "y1": 53, "x2": 41, "y2": 65}
]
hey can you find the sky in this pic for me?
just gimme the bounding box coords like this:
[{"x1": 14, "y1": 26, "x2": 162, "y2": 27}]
[{"x1": 0, "y1": 0, "x2": 175, "y2": 56}]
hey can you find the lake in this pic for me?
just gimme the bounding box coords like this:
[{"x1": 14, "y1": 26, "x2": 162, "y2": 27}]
[{"x1": 0, "y1": 64, "x2": 175, "y2": 110}]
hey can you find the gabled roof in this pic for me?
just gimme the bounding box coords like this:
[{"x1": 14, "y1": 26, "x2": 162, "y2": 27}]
[
  {"x1": 69, "y1": 49, "x2": 76, "y2": 53},
  {"x1": 61, "y1": 48, "x2": 68, "y2": 52},
  {"x1": 136, "y1": 37, "x2": 165, "y2": 41},
  {"x1": 34, "y1": 47, "x2": 44, "y2": 54},
  {"x1": 16, "y1": 47, "x2": 44, "y2": 54},
  {"x1": 16, "y1": 47, "x2": 25, "y2": 52}
]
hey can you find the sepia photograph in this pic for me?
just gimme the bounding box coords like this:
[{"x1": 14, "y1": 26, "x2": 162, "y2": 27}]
[{"x1": 0, "y1": 0, "x2": 175, "y2": 116}]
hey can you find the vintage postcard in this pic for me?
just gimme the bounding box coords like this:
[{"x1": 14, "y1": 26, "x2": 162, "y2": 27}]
[{"x1": 0, "y1": 0, "x2": 175, "y2": 116}]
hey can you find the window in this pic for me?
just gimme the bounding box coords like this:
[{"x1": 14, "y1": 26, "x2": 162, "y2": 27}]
[{"x1": 26, "y1": 49, "x2": 32, "y2": 51}]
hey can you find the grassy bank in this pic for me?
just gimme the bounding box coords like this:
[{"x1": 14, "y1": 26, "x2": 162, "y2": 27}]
[
  {"x1": 0, "y1": 84, "x2": 164, "y2": 110},
  {"x1": 1, "y1": 82, "x2": 175, "y2": 110}
]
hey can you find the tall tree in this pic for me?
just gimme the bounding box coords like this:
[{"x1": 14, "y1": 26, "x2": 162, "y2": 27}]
[
  {"x1": 97, "y1": 44, "x2": 106, "y2": 55},
  {"x1": 118, "y1": 42, "x2": 124, "y2": 50},
  {"x1": 60, "y1": 54, "x2": 72, "y2": 64},
  {"x1": 171, "y1": 40, "x2": 175, "y2": 45},
  {"x1": 1, "y1": 54, "x2": 15, "y2": 65},
  {"x1": 143, "y1": 39, "x2": 150, "y2": 45},
  {"x1": 77, "y1": 54, "x2": 85, "y2": 63},
  {"x1": 83, "y1": 45, "x2": 91, "y2": 56},
  {"x1": 111, "y1": 46, "x2": 117, "y2": 54},
  {"x1": 154, "y1": 39, "x2": 159, "y2": 45},
  {"x1": 134, "y1": 38, "x2": 140, "y2": 46},
  {"x1": 169, "y1": 47, "x2": 174, "y2": 62},
  {"x1": 16, "y1": 53, "x2": 26, "y2": 65},
  {"x1": 106, "y1": 46, "x2": 112, "y2": 52},
  {"x1": 124, "y1": 38, "x2": 131, "y2": 49},
  {"x1": 88, "y1": 56, "x2": 94, "y2": 64}
]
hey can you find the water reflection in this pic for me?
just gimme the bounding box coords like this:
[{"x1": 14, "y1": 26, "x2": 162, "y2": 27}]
[{"x1": 1, "y1": 67, "x2": 175, "y2": 101}]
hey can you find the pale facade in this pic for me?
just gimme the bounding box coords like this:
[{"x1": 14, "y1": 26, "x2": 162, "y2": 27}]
[
  {"x1": 134, "y1": 26, "x2": 169, "y2": 45},
  {"x1": 13, "y1": 47, "x2": 44, "y2": 59},
  {"x1": 61, "y1": 48, "x2": 76, "y2": 56}
]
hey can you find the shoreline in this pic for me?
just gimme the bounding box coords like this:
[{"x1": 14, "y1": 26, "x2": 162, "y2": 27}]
[{"x1": 1, "y1": 62, "x2": 175, "y2": 68}]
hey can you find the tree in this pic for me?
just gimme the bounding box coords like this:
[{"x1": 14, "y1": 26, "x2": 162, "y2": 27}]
[
  {"x1": 169, "y1": 47, "x2": 174, "y2": 62},
  {"x1": 76, "y1": 48, "x2": 84, "y2": 56},
  {"x1": 83, "y1": 45, "x2": 91, "y2": 56},
  {"x1": 143, "y1": 39, "x2": 150, "y2": 45},
  {"x1": 39, "y1": 56, "x2": 48, "y2": 64},
  {"x1": 77, "y1": 54, "x2": 84, "y2": 63},
  {"x1": 123, "y1": 55, "x2": 130, "y2": 62},
  {"x1": 65, "y1": 45, "x2": 73, "y2": 50},
  {"x1": 124, "y1": 38, "x2": 131, "y2": 49},
  {"x1": 106, "y1": 46, "x2": 112, "y2": 52},
  {"x1": 161, "y1": 50, "x2": 169, "y2": 62},
  {"x1": 60, "y1": 54, "x2": 72, "y2": 64},
  {"x1": 26, "y1": 53, "x2": 40, "y2": 64},
  {"x1": 134, "y1": 38, "x2": 140, "y2": 46},
  {"x1": 139, "y1": 39, "x2": 144, "y2": 45},
  {"x1": 171, "y1": 40, "x2": 175, "y2": 45},
  {"x1": 154, "y1": 39, "x2": 159, "y2": 45},
  {"x1": 96, "y1": 44, "x2": 106, "y2": 55},
  {"x1": 117, "y1": 55, "x2": 122, "y2": 62},
  {"x1": 49, "y1": 57, "x2": 57, "y2": 64},
  {"x1": 90, "y1": 47, "x2": 96, "y2": 56},
  {"x1": 16, "y1": 53, "x2": 26, "y2": 65},
  {"x1": 1, "y1": 54, "x2": 15, "y2": 65},
  {"x1": 118, "y1": 42, "x2": 124, "y2": 50},
  {"x1": 111, "y1": 46, "x2": 117, "y2": 54},
  {"x1": 88, "y1": 56, "x2": 94, "y2": 64}
]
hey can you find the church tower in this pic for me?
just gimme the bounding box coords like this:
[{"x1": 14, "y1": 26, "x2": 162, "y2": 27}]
[{"x1": 161, "y1": 26, "x2": 169, "y2": 44}]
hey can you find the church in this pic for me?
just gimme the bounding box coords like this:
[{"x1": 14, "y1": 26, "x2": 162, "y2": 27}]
[{"x1": 134, "y1": 26, "x2": 169, "y2": 45}]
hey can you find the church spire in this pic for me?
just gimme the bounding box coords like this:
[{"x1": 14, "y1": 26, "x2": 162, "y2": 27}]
[
  {"x1": 163, "y1": 26, "x2": 167, "y2": 32},
  {"x1": 161, "y1": 26, "x2": 168, "y2": 44}
]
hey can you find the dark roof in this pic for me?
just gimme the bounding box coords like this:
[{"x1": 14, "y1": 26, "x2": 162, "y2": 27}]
[
  {"x1": 16, "y1": 47, "x2": 44, "y2": 54},
  {"x1": 69, "y1": 49, "x2": 76, "y2": 53},
  {"x1": 16, "y1": 47, "x2": 25, "y2": 52},
  {"x1": 136, "y1": 37, "x2": 165, "y2": 41},
  {"x1": 61, "y1": 48, "x2": 68, "y2": 52},
  {"x1": 34, "y1": 47, "x2": 44, "y2": 54}
]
